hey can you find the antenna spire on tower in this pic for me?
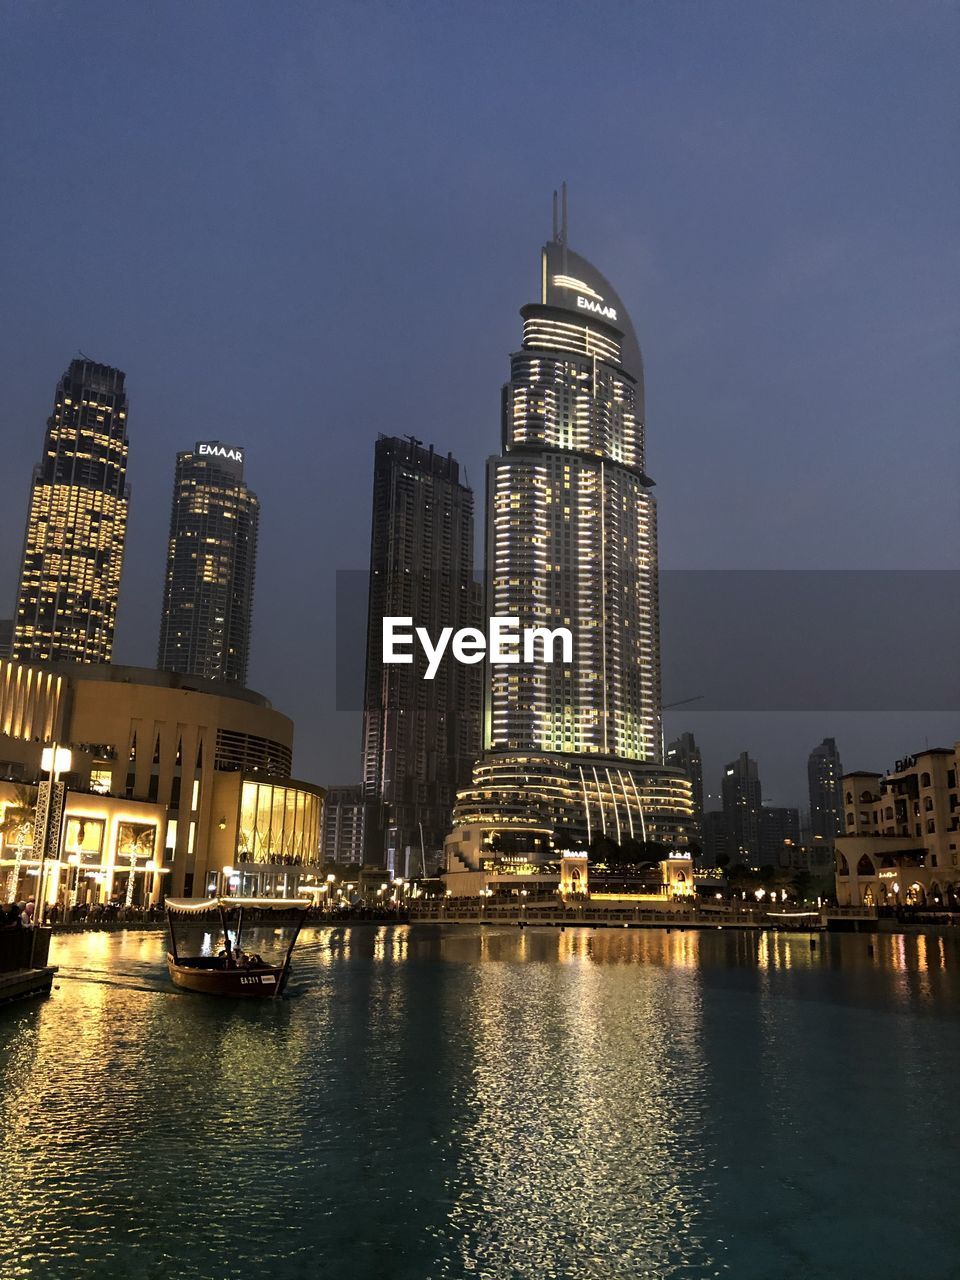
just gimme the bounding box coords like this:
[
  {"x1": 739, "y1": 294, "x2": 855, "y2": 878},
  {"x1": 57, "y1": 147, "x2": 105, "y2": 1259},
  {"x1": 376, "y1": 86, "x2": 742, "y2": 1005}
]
[{"x1": 551, "y1": 182, "x2": 569, "y2": 245}]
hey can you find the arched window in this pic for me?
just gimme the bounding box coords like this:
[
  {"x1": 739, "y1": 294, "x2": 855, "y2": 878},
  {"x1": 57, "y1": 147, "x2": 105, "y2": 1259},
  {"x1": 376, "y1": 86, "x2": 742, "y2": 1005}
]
[
  {"x1": 846, "y1": 812, "x2": 854, "y2": 826},
  {"x1": 856, "y1": 854, "x2": 875, "y2": 876},
  {"x1": 860, "y1": 790, "x2": 873, "y2": 803},
  {"x1": 837, "y1": 853, "x2": 849, "y2": 876},
  {"x1": 845, "y1": 791, "x2": 853, "y2": 804},
  {"x1": 924, "y1": 797, "x2": 933, "y2": 811},
  {"x1": 921, "y1": 772, "x2": 932, "y2": 788},
  {"x1": 927, "y1": 819, "x2": 936, "y2": 834}
]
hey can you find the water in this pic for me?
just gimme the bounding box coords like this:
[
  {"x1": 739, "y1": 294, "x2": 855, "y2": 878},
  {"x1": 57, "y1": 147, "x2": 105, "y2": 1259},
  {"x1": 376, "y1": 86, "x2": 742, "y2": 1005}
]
[{"x1": 1, "y1": 926, "x2": 959, "y2": 1279}]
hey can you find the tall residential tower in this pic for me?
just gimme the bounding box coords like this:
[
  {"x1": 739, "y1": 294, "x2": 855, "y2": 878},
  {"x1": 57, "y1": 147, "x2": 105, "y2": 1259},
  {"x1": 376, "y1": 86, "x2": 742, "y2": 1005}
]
[
  {"x1": 449, "y1": 192, "x2": 693, "y2": 859},
  {"x1": 361, "y1": 436, "x2": 481, "y2": 873},
  {"x1": 12, "y1": 359, "x2": 129, "y2": 665},
  {"x1": 157, "y1": 441, "x2": 259, "y2": 685},
  {"x1": 721, "y1": 751, "x2": 763, "y2": 864},
  {"x1": 808, "y1": 736, "x2": 843, "y2": 840},
  {"x1": 667, "y1": 732, "x2": 704, "y2": 840}
]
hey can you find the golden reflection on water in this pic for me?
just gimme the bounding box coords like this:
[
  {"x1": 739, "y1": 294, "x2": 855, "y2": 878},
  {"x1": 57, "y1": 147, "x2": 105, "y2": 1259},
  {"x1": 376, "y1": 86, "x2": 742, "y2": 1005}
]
[{"x1": 431, "y1": 927, "x2": 717, "y2": 1277}]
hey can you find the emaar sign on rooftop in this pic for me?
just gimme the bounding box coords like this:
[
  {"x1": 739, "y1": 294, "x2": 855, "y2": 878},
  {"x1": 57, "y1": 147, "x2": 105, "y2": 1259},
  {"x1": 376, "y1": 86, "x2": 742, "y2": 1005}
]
[{"x1": 197, "y1": 442, "x2": 244, "y2": 463}]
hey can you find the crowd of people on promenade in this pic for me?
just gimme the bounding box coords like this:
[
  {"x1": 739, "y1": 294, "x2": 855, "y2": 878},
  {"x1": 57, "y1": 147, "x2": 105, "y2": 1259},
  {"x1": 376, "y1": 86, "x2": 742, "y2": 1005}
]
[
  {"x1": 1, "y1": 899, "x2": 168, "y2": 928},
  {"x1": 1, "y1": 898, "x2": 407, "y2": 930}
]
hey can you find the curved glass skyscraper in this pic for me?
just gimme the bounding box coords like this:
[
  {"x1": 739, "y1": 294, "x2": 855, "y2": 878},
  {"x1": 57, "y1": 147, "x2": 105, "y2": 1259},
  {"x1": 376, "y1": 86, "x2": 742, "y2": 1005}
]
[{"x1": 450, "y1": 196, "x2": 692, "y2": 855}]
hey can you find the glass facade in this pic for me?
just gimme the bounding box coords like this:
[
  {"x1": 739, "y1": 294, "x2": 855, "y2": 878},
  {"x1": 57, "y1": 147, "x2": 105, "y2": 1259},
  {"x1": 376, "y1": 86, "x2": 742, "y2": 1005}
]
[
  {"x1": 451, "y1": 211, "x2": 689, "y2": 856},
  {"x1": 361, "y1": 437, "x2": 481, "y2": 867},
  {"x1": 157, "y1": 442, "x2": 259, "y2": 685},
  {"x1": 485, "y1": 240, "x2": 661, "y2": 763},
  {"x1": 237, "y1": 779, "x2": 321, "y2": 865}
]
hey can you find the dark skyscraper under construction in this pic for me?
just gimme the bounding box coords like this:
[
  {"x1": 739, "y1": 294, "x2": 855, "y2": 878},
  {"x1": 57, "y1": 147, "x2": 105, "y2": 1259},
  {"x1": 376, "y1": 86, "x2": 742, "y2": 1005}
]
[
  {"x1": 361, "y1": 436, "x2": 481, "y2": 874},
  {"x1": 808, "y1": 736, "x2": 844, "y2": 840}
]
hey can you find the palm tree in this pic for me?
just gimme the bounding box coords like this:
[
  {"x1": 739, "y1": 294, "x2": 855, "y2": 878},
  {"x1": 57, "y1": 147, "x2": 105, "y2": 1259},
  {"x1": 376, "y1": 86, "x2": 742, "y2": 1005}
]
[{"x1": 2, "y1": 785, "x2": 38, "y2": 901}]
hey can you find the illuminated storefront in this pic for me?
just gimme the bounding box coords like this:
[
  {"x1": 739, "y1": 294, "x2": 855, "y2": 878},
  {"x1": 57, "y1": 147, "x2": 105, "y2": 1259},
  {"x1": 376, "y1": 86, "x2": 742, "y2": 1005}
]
[
  {"x1": 205, "y1": 772, "x2": 324, "y2": 898},
  {"x1": 0, "y1": 781, "x2": 167, "y2": 908}
]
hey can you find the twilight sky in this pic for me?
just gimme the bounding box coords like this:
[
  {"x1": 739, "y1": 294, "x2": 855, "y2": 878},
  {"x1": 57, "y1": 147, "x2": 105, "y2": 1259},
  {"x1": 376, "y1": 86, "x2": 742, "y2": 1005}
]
[{"x1": 1, "y1": 1, "x2": 957, "y2": 809}]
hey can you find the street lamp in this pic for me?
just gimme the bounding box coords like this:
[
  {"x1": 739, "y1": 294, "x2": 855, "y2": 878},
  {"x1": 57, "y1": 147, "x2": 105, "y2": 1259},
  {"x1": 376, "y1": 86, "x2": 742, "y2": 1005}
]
[
  {"x1": 35, "y1": 744, "x2": 72, "y2": 924},
  {"x1": 40, "y1": 747, "x2": 73, "y2": 776}
]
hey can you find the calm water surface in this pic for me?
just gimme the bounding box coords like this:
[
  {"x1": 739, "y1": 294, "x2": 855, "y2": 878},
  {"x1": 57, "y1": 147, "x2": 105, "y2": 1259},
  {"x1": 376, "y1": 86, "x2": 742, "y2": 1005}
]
[{"x1": 1, "y1": 926, "x2": 958, "y2": 1279}]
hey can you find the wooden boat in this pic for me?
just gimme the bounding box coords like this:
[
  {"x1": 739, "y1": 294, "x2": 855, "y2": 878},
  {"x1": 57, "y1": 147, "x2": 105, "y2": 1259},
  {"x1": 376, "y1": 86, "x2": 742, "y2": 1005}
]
[{"x1": 165, "y1": 897, "x2": 310, "y2": 999}]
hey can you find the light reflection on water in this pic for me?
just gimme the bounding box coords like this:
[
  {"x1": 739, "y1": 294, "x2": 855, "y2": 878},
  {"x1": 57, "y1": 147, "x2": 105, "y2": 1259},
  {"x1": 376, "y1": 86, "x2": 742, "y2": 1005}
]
[{"x1": 1, "y1": 926, "x2": 959, "y2": 1279}]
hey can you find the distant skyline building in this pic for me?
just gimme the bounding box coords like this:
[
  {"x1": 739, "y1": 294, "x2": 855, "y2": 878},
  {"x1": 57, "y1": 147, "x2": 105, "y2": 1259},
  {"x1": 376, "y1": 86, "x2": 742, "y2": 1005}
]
[
  {"x1": 702, "y1": 810, "x2": 729, "y2": 866},
  {"x1": 319, "y1": 784, "x2": 368, "y2": 867},
  {"x1": 667, "y1": 732, "x2": 704, "y2": 839},
  {"x1": 448, "y1": 189, "x2": 694, "y2": 863},
  {"x1": 12, "y1": 359, "x2": 129, "y2": 665},
  {"x1": 808, "y1": 736, "x2": 843, "y2": 840},
  {"x1": 157, "y1": 441, "x2": 259, "y2": 685},
  {"x1": 759, "y1": 805, "x2": 801, "y2": 864},
  {"x1": 361, "y1": 435, "x2": 481, "y2": 874},
  {"x1": 722, "y1": 751, "x2": 763, "y2": 865}
]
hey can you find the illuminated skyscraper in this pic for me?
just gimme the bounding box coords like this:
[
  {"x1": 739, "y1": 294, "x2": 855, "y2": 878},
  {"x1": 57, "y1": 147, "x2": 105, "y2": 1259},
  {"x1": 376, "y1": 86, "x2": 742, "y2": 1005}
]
[
  {"x1": 158, "y1": 442, "x2": 259, "y2": 685},
  {"x1": 449, "y1": 191, "x2": 693, "y2": 857},
  {"x1": 12, "y1": 359, "x2": 129, "y2": 665},
  {"x1": 361, "y1": 436, "x2": 481, "y2": 874}
]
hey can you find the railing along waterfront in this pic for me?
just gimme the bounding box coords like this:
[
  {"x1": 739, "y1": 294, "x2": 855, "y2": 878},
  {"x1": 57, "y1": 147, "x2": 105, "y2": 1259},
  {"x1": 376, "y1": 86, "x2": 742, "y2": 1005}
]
[{"x1": 406, "y1": 901, "x2": 786, "y2": 929}]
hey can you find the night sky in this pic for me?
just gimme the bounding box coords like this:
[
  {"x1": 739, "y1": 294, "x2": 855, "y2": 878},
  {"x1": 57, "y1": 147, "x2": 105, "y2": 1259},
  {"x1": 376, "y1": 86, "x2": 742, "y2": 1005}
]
[{"x1": 1, "y1": 1, "x2": 957, "y2": 809}]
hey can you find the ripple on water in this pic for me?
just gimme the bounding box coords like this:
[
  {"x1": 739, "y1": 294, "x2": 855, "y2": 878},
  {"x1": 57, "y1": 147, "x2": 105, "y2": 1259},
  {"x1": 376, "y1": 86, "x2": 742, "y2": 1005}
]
[{"x1": 1, "y1": 926, "x2": 959, "y2": 1279}]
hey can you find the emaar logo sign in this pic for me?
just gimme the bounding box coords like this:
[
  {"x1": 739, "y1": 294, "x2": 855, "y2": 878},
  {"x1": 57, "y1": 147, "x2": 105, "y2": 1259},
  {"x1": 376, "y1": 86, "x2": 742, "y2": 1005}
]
[
  {"x1": 383, "y1": 616, "x2": 573, "y2": 681},
  {"x1": 198, "y1": 443, "x2": 243, "y2": 462},
  {"x1": 576, "y1": 296, "x2": 617, "y2": 321}
]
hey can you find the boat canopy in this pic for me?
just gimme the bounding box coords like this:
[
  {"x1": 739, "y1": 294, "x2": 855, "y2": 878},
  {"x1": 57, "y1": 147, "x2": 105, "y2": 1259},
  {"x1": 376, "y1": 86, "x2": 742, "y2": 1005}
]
[{"x1": 165, "y1": 897, "x2": 311, "y2": 915}]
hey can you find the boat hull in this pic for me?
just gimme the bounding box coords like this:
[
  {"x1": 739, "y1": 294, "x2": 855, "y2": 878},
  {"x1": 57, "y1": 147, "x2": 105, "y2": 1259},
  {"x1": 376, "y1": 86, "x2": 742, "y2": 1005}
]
[{"x1": 166, "y1": 954, "x2": 285, "y2": 998}]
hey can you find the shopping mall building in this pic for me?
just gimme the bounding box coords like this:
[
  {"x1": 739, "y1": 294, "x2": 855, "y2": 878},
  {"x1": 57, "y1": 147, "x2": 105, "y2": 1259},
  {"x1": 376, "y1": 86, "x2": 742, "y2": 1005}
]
[{"x1": 0, "y1": 658, "x2": 324, "y2": 909}]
